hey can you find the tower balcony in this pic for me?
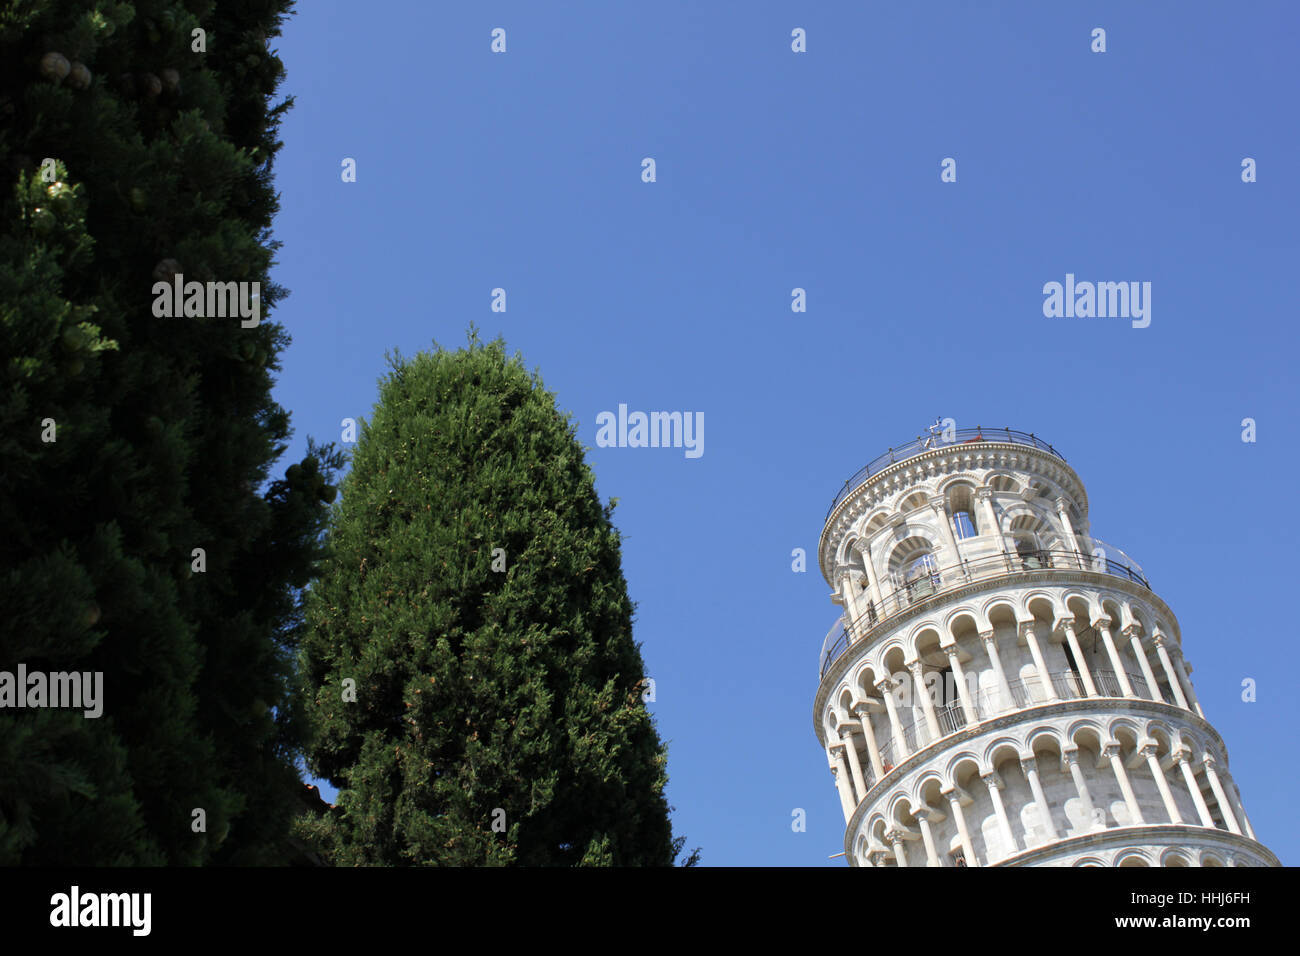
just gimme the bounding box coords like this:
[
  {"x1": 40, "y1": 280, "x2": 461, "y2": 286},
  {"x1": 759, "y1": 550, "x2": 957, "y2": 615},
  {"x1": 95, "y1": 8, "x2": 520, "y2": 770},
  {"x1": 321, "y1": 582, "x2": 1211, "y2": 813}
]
[
  {"x1": 819, "y1": 540, "x2": 1148, "y2": 678},
  {"x1": 825, "y1": 426, "x2": 1065, "y2": 522}
]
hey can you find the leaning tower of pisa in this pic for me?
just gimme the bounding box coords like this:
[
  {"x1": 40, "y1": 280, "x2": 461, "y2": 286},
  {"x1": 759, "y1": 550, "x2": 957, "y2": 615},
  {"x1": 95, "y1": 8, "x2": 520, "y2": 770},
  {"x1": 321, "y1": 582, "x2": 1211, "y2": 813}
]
[{"x1": 815, "y1": 424, "x2": 1278, "y2": 868}]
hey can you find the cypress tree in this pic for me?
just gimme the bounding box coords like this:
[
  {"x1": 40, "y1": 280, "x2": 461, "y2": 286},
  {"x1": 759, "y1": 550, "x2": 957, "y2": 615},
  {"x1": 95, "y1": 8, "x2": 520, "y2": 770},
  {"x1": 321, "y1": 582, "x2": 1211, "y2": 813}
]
[
  {"x1": 0, "y1": 0, "x2": 335, "y2": 864},
  {"x1": 298, "y1": 335, "x2": 692, "y2": 866}
]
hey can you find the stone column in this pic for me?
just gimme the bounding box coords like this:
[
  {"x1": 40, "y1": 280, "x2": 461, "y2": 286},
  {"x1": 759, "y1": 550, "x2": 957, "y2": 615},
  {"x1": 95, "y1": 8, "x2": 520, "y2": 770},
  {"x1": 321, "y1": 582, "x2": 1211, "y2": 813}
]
[
  {"x1": 1060, "y1": 617, "x2": 1098, "y2": 697},
  {"x1": 1152, "y1": 634, "x2": 1190, "y2": 710},
  {"x1": 1174, "y1": 748, "x2": 1215, "y2": 828},
  {"x1": 942, "y1": 784, "x2": 979, "y2": 867},
  {"x1": 1103, "y1": 741, "x2": 1144, "y2": 825},
  {"x1": 829, "y1": 751, "x2": 855, "y2": 821},
  {"x1": 1171, "y1": 652, "x2": 1204, "y2": 718},
  {"x1": 908, "y1": 659, "x2": 942, "y2": 742},
  {"x1": 913, "y1": 807, "x2": 942, "y2": 867},
  {"x1": 1063, "y1": 745, "x2": 1099, "y2": 831},
  {"x1": 876, "y1": 677, "x2": 909, "y2": 758},
  {"x1": 930, "y1": 495, "x2": 963, "y2": 573},
  {"x1": 1020, "y1": 753, "x2": 1059, "y2": 842},
  {"x1": 1140, "y1": 741, "x2": 1183, "y2": 824},
  {"x1": 839, "y1": 731, "x2": 867, "y2": 803},
  {"x1": 1201, "y1": 755, "x2": 1242, "y2": 835},
  {"x1": 853, "y1": 701, "x2": 886, "y2": 780},
  {"x1": 1124, "y1": 624, "x2": 1164, "y2": 703},
  {"x1": 945, "y1": 644, "x2": 978, "y2": 725},
  {"x1": 838, "y1": 573, "x2": 863, "y2": 639},
  {"x1": 1094, "y1": 616, "x2": 1135, "y2": 697},
  {"x1": 1229, "y1": 782, "x2": 1256, "y2": 841},
  {"x1": 886, "y1": 827, "x2": 911, "y2": 867},
  {"x1": 976, "y1": 487, "x2": 1007, "y2": 552},
  {"x1": 982, "y1": 771, "x2": 1018, "y2": 856},
  {"x1": 1020, "y1": 620, "x2": 1058, "y2": 702},
  {"x1": 1056, "y1": 496, "x2": 1085, "y2": 553},
  {"x1": 980, "y1": 628, "x2": 1017, "y2": 713},
  {"x1": 855, "y1": 542, "x2": 885, "y2": 617}
]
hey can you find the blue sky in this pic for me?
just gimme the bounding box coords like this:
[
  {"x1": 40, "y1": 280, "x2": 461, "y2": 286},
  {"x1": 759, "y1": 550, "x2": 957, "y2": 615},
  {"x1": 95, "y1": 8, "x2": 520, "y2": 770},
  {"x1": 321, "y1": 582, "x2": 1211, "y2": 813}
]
[{"x1": 268, "y1": 2, "x2": 1298, "y2": 865}]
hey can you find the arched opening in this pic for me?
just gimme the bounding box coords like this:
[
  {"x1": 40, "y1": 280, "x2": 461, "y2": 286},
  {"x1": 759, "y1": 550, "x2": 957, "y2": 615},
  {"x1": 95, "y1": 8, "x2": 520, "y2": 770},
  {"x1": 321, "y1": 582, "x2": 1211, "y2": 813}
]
[
  {"x1": 1008, "y1": 514, "x2": 1053, "y2": 569},
  {"x1": 889, "y1": 536, "x2": 941, "y2": 605},
  {"x1": 898, "y1": 491, "x2": 930, "y2": 514},
  {"x1": 947, "y1": 484, "x2": 978, "y2": 540},
  {"x1": 989, "y1": 475, "x2": 1020, "y2": 494},
  {"x1": 1065, "y1": 727, "x2": 1109, "y2": 834}
]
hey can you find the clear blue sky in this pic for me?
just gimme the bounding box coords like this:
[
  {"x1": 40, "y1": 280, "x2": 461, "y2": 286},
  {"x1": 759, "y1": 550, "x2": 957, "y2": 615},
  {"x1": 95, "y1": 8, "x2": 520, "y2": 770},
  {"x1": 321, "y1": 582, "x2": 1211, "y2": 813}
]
[{"x1": 268, "y1": 2, "x2": 1297, "y2": 865}]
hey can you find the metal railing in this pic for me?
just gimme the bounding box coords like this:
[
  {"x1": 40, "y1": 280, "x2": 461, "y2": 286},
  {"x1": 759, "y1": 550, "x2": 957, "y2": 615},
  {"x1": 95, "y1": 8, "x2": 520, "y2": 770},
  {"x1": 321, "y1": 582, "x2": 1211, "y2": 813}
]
[
  {"x1": 861, "y1": 668, "x2": 1152, "y2": 791},
  {"x1": 826, "y1": 427, "x2": 1065, "y2": 521},
  {"x1": 818, "y1": 542, "x2": 1149, "y2": 677}
]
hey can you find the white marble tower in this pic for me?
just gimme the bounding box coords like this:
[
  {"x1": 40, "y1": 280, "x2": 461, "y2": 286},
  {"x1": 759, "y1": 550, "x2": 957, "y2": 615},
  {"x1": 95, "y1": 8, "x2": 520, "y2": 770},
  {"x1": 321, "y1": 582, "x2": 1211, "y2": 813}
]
[{"x1": 814, "y1": 424, "x2": 1278, "y2": 867}]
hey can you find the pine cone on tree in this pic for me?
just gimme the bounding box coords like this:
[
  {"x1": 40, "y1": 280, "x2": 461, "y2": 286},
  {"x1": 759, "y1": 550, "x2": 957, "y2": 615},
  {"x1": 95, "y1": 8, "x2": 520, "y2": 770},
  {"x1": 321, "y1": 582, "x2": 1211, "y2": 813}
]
[
  {"x1": 67, "y1": 63, "x2": 92, "y2": 90},
  {"x1": 39, "y1": 52, "x2": 71, "y2": 82}
]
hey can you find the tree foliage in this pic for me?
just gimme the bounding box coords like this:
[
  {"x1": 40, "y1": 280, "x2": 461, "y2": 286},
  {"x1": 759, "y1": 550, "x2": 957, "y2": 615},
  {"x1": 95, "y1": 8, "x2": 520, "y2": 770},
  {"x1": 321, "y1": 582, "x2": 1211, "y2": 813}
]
[
  {"x1": 0, "y1": 0, "x2": 336, "y2": 864},
  {"x1": 298, "y1": 335, "x2": 692, "y2": 866}
]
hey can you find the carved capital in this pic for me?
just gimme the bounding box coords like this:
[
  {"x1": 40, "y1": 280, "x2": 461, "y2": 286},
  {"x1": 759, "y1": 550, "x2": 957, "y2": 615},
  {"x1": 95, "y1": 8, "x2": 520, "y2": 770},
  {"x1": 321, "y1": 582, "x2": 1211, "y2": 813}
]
[
  {"x1": 1058, "y1": 617, "x2": 1077, "y2": 634},
  {"x1": 981, "y1": 770, "x2": 1005, "y2": 790},
  {"x1": 1201, "y1": 753, "x2": 1220, "y2": 771},
  {"x1": 942, "y1": 643, "x2": 961, "y2": 660},
  {"x1": 1153, "y1": 632, "x2": 1170, "y2": 649},
  {"x1": 1062, "y1": 745, "x2": 1081, "y2": 770},
  {"x1": 979, "y1": 629, "x2": 996, "y2": 644},
  {"x1": 928, "y1": 495, "x2": 948, "y2": 514},
  {"x1": 852, "y1": 699, "x2": 878, "y2": 718},
  {"x1": 975, "y1": 487, "x2": 993, "y2": 500},
  {"x1": 874, "y1": 676, "x2": 898, "y2": 693},
  {"x1": 1093, "y1": 615, "x2": 1113, "y2": 631},
  {"x1": 1101, "y1": 741, "x2": 1123, "y2": 760},
  {"x1": 941, "y1": 784, "x2": 972, "y2": 806},
  {"x1": 1019, "y1": 753, "x2": 1040, "y2": 774},
  {"x1": 884, "y1": 827, "x2": 911, "y2": 845},
  {"x1": 1138, "y1": 741, "x2": 1160, "y2": 759},
  {"x1": 1122, "y1": 623, "x2": 1143, "y2": 639}
]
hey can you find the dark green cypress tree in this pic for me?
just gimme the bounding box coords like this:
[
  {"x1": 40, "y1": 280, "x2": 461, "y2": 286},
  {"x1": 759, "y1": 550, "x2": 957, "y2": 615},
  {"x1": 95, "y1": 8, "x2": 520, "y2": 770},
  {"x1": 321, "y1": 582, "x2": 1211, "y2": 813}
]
[
  {"x1": 0, "y1": 0, "x2": 336, "y2": 864},
  {"x1": 298, "y1": 335, "x2": 693, "y2": 866}
]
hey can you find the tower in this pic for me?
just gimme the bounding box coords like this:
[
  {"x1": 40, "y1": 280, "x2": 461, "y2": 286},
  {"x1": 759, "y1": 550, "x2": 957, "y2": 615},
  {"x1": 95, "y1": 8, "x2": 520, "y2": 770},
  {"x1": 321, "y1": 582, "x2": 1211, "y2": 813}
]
[{"x1": 814, "y1": 425, "x2": 1278, "y2": 867}]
